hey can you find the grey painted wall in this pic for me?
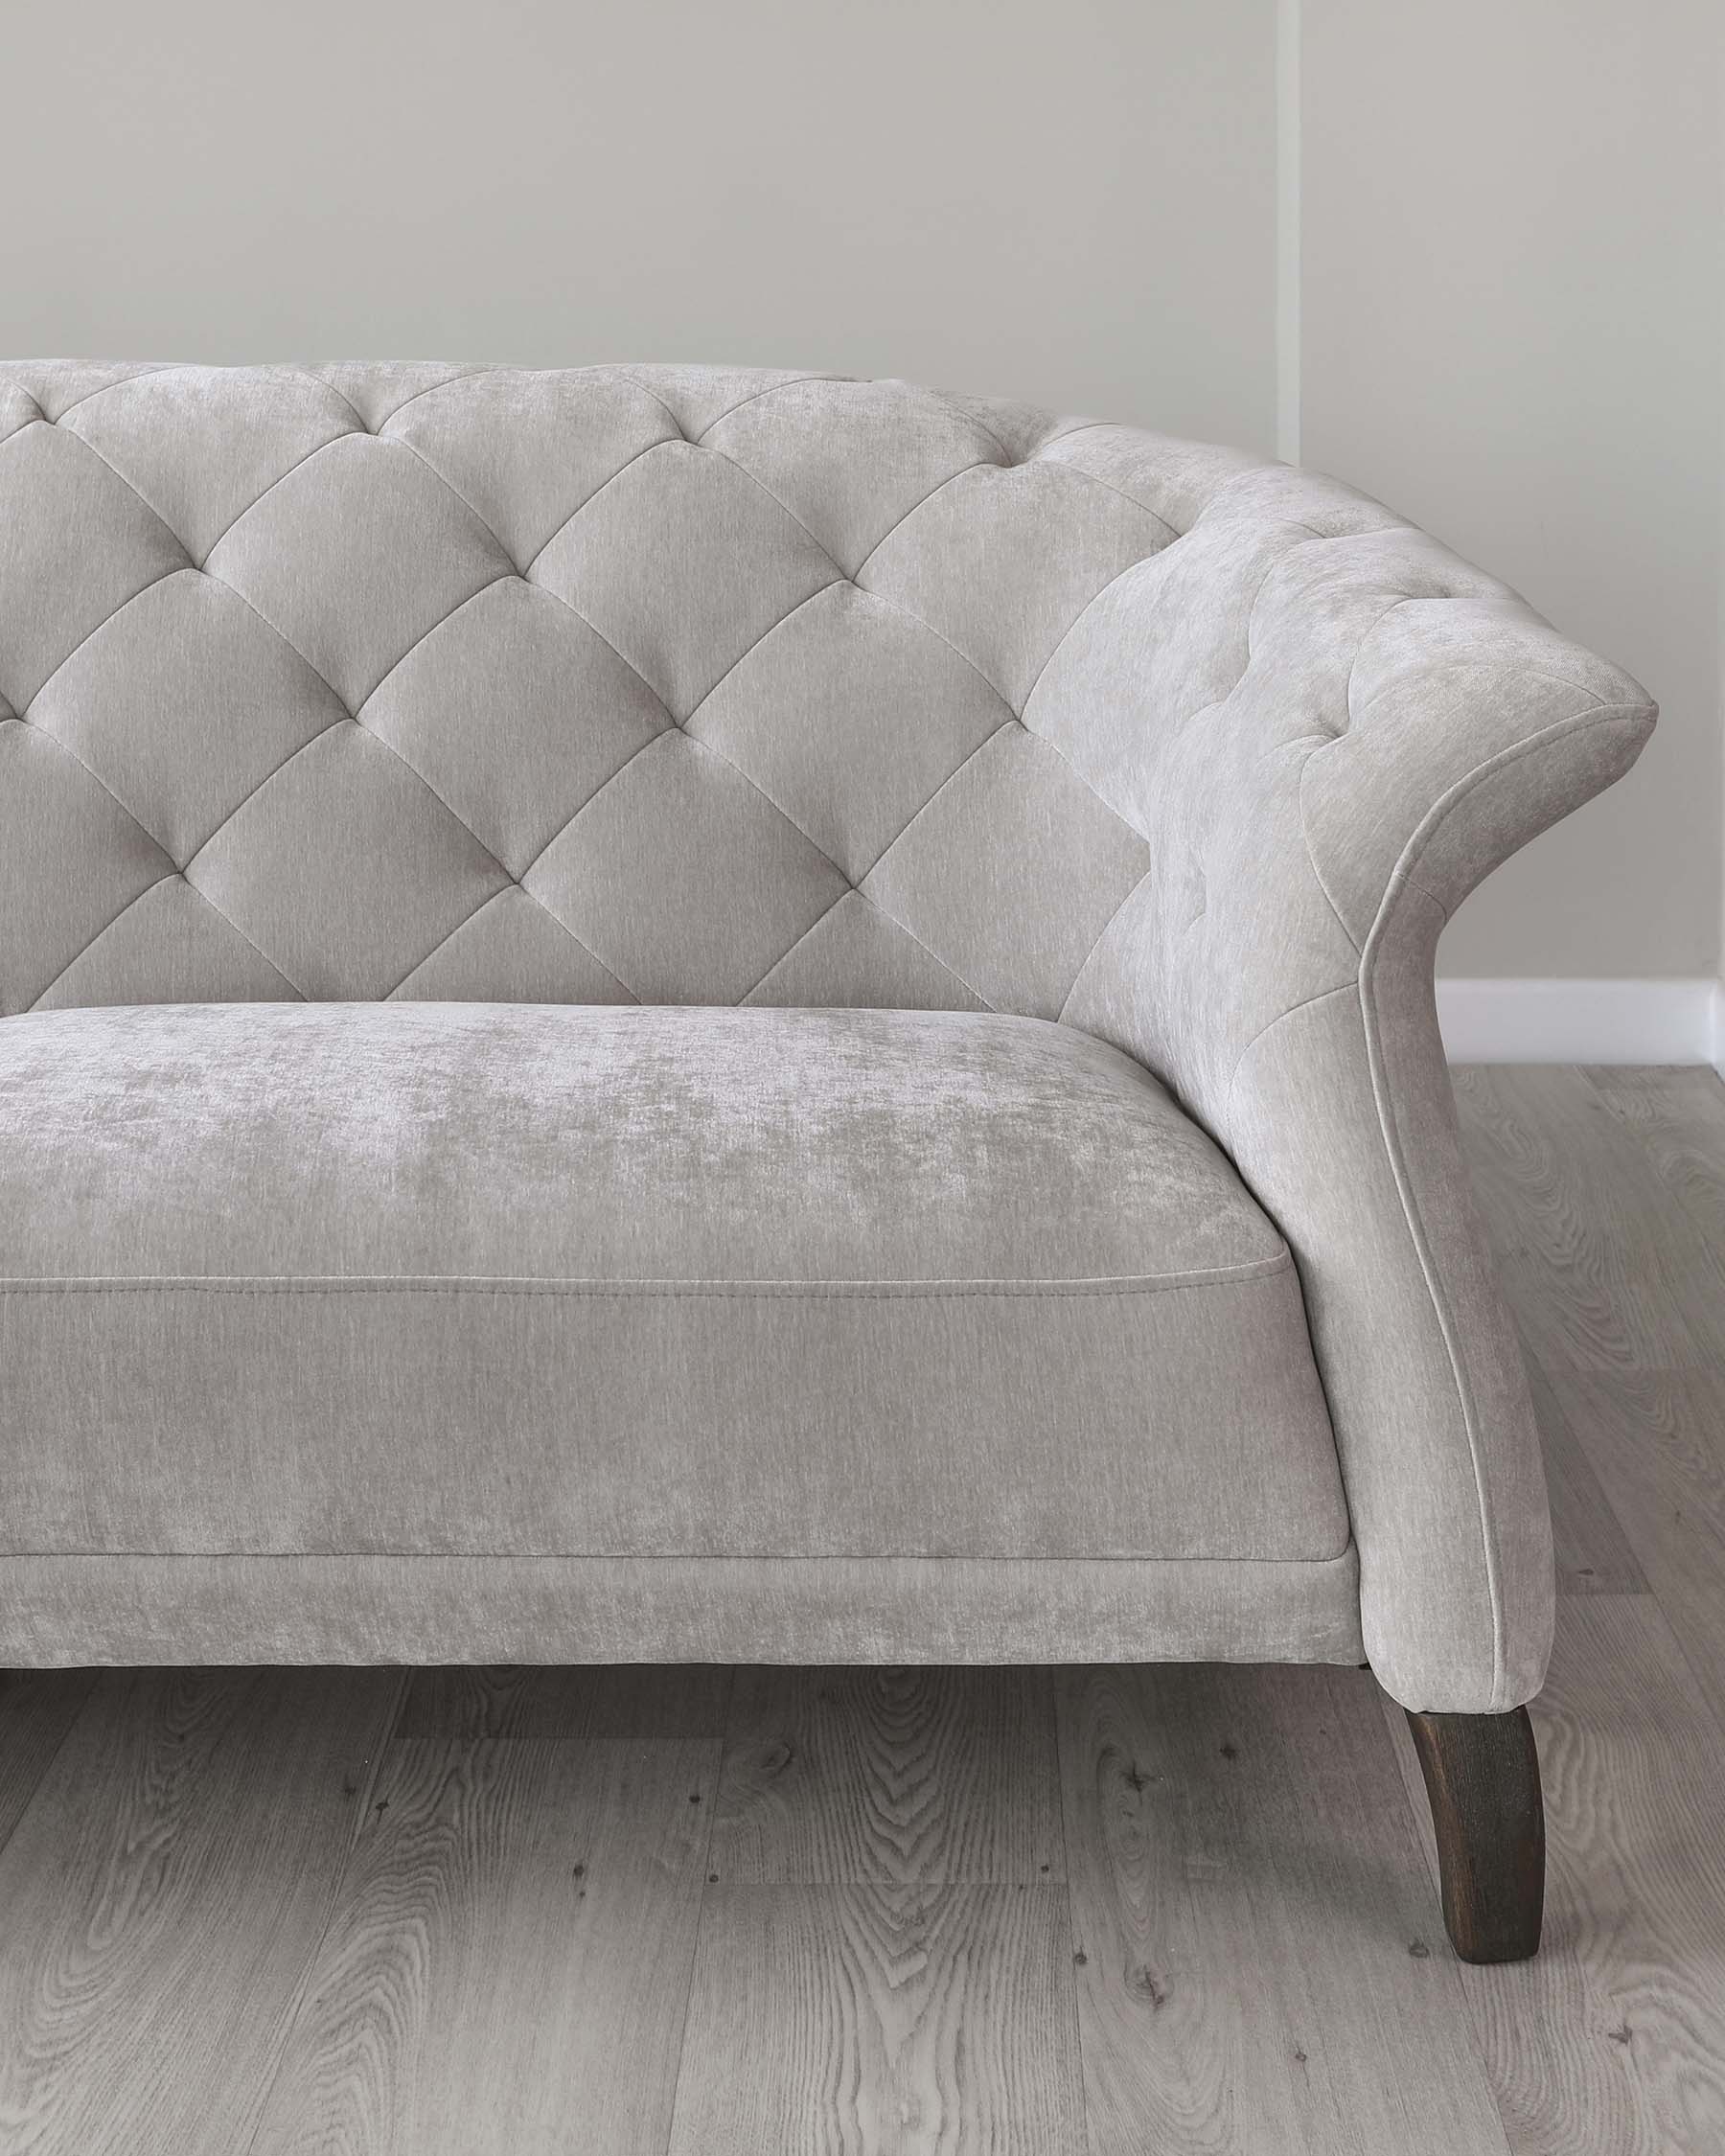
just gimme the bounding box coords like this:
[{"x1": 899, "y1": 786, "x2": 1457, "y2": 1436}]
[
  {"x1": 4, "y1": 0, "x2": 1716, "y2": 981},
  {"x1": 1302, "y1": 0, "x2": 1723, "y2": 980},
  {"x1": 0, "y1": 0, "x2": 1277, "y2": 448}
]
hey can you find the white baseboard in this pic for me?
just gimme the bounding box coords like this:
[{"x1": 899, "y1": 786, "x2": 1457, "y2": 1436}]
[{"x1": 1436, "y1": 977, "x2": 1722, "y2": 1067}]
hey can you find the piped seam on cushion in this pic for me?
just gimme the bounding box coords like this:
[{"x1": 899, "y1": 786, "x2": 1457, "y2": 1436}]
[
  {"x1": 0, "y1": 1254, "x2": 1294, "y2": 1298},
  {"x1": 10, "y1": 1543, "x2": 1362, "y2": 1567}
]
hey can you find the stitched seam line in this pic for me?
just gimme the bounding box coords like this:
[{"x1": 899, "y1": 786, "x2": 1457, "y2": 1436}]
[
  {"x1": 1014, "y1": 525, "x2": 1184, "y2": 723},
  {"x1": 371, "y1": 363, "x2": 512, "y2": 428},
  {"x1": 1337, "y1": 594, "x2": 1417, "y2": 720},
  {"x1": 1400, "y1": 867, "x2": 1451, "y2": 915},
  {"x1": 941, "y1": 404, "x2": 1015, "y2": 461},
  {"x1": 301, "y1": 374, "x2": 370, "y2": 432},
  {"x1": 675, "y1": 731, "x2": 849, "y2": 891},
  {"x1": 1222, "y1": 981, "x2": 1357, "y2": 1106},
  {"x1": 850, "y1": 462, "x2": 995, "y2": 581},
  {"x1": 736, "y1": 889, "x2": 852, "y2": 1001},
  {"x1": 1297, "y1": 749, "x2": 1366, "y2": 956},
  {"x1": 355, "y1": 577, "x2": 505, "y2": 719},
  {"x1": 1024, "y1": 516, "x2": 1330, "y2": 803},
  {"x1": 610, "y1": 367, "x2": 688, "y2": 435},
  {"x1": 371, "y1": 431, "x2": 545, "y2": 590},
  {"x1": 855, "y1": 591, "x2": 1019, "y2": 721},
  {"x1": 10, "y1": 714, "x2": 175, "y2": 870},
  {"x1": 516, "y1": 580, "x2": 677, "y2": 730},
  {"x1": 34, "y1": 363, "x2": 178, "y2": 424},
  {"x1": 1039, "y1": 456, "x2": 1184, "y2": 536},
  {"x1": 4, "y1": 1546, "x2": 1362, "y2": 1569},
  {"x1": 689, "y1": 372, "x2": 845, "y2": 440},
  {"x1": 265, "y1": 566, "x2": 653, "y2": 1006},
  {"x1": 312, "y1": 721, "x2": 535, "y2": 998},
  {"x1": 859, "y1": 722, "x2": 1015, "y2": 878},
  {"x1": 14, "y1": 376, "x2": 1158, "y2": 1030},
  {"x1": 192, "y1": 573, "x2": 354, "y2": 720},
  {"x1": 519, "y1": 433, "x2": 685, "y2": 573},
  {"x1": 838, "y1": 894, "x2": 1000, "y2": 1012},
  {"x1": 513, "y1": 728, "x2": 670, "y2": 883},
  {"x1": 19, "y1": 565, "x2": 189, "y2": 717},
  {"x1": 172, "y1": 880, "x2": 307, "y2": 999},
  {"x1": 706, "y1": 442, "x2": 995, "y2": 585},
  {"x1": 859, "y1": 699, "x2": 1153, "y2": 941},
  {"x1": 855, "y1": 900, "x2": 988, "y2": 1001},
  {"x1": 1347, "y1": 658, "x2": 1613, "y2": 727},
  {"x1": 1054, "y1": 866, "x2": 1157, "y2": 1025},
  {"x1": 24, "y1": 875, "x2": 177, "y2": 1011},
  {"x1": 1353, "y1": 901, "x2": 1506, "y2": 1703},
  {"x1": 736, "y1": 887, "x2": 990, "y2": 1009},
  {"x1": 178, "y1": 721, "x2": 345, "y2": 889},
  {"x1": 386, "y1": 886, "x2": 638, "y2": 1005},
  {"x1": 503, "y1": 704, "x2": 855, "y2": 982},
  {"x1": 678, "y1": 585, "x2": 836, "y2": 732},
  {"x1": 373, "y1": 362, "x2": 695, "y2": 440},
  {"x1": 0, "y1": 1255, "x2": 1294, "y2": 1298},
  {"x1": 1352, "y1": 700, "x2": 1649, "y2": 1709},
  {"x1": 366, "y1": 437, "x2": 521, "y2": 574},
  {"x1": 196, "y1": 430, "x2": 363, "y2": 561},
  {"x1": 638, "y1": 396, "x2": 1017, "y2": 705}
]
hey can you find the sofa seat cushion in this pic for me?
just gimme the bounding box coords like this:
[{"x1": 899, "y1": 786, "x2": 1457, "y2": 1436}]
[{"x1": 0, "y1": 1002, "x2": 1348, "y2": 1564}]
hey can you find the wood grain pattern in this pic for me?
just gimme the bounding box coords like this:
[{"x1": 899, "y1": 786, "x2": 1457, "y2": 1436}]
[
  {"x1": 395, "y1": 1663, "x2": 733, "y2": 1740},
  {"x1": 250, "y1": 1735, "x2": 718, "y2": 2156},
  {"x1": 1451, "y1": 1065, "x2": 1709, "y2": 1369},
  {"x1": 1583, "y1": 1061, "x2": 1725, "y2": 1162},
  {"x1": 0, "y1": 1668, "x2": 402, "y2": 2156},
  {"x1": 1524, "y1": 1355, "x2": 1650, "y2": 1595},
  {"x1": 709, "y1": 1664, "x2": 1062, "y2": 1886},
  {"x1": 0, "y1": 1669, "x2": 98, "y2": 1853},
  {"x1": 1551, "y1": 1368, "x2": 1725, "y2": 1735},
  {"x1": 1385, "y1": 1597, "x2": 1725, "y2": 2155},
  {"x1": 1579, "y1": 1064, "x2": 1725, "y2": 1365},
  {"x1": 1584, "y1": 1066, "x2": 1725, "y2": 1238},
  {"x1": 666, "y1": 1883, "x2": 1083, "y2": 2155},
  {"x1": 1057, "y1": 1662, "x2": 1510, "y2": 2155}
]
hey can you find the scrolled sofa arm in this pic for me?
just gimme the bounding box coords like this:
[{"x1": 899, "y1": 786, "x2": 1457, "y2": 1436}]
[{"x1": 1026, "y1": 442, "x2": 1656, "y2": 1712}]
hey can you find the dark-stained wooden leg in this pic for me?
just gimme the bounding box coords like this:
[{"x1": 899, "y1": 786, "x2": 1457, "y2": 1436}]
[{"x1": 1405, "y1": 1706, "x2": 1545, "y2": 1963}]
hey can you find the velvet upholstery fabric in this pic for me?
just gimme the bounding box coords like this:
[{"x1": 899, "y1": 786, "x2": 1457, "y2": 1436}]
[
  {"x1": 0, "y1": 1003, "x2": 1346, "y2": 1569},
  {"x1": 0, "y1": 362, "x2": 1656, "y2": 1709},
  {"x1": 1, "y1": 1552, "x2": 1365, "y2": 1671}
]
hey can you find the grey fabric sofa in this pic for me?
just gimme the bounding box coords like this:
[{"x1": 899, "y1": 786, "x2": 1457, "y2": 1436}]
[{"x1": 0, "y1": 361, "x2": 1653, "y2": 1961}]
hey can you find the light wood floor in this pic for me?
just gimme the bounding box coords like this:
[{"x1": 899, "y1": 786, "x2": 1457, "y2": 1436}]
[{"x1": 3, "y1": 1065, "x2": 1724, "y2": 2153}]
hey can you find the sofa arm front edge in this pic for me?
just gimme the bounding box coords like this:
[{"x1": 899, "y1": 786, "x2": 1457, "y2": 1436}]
[{"x1": 1044, "y1": 481, "x2": 1656, "y2": 1711}]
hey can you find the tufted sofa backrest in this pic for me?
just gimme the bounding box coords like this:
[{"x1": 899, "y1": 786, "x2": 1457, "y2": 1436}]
[{"x1": 0, "y1": 360, "x2": 1423, "y2": 1020}]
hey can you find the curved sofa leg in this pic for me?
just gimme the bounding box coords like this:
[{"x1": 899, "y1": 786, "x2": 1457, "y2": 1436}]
[{"x1": 1405, "y1": 1706, "x2": 1545, "y2": 1963}]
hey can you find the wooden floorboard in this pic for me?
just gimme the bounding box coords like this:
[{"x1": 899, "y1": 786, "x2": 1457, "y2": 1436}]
[
  {"x1": 1583, "y1": 1065, "x2": 1725, "y2": 1336},
  {"x1": 1549, "y1": 1368, "x2": 1725, "y2": 1736},
  {"x1": 4, "y1": 1063, "x2": 1724, "y2": 2149},
  {"x1": 709, "y1": 1664, "x2": 1063, "y2": 1886},
  {"x1": 665, "y1": 1882, "x2": 1085, "y2": 2155},
  {"x1": 1451, "y1": 1065, "x2": 1714, "y2": 1369},
  {"x1": 1058, "y1": 1662, "x2": 1510, "y2": 2156},
  {"x1": 1383, "y1": 1597, "x2": 1725, "y2": 2155},
  {"x1": 395, "y1": 1663, "x2": 734, "y2": 1741},
  {"x1": 1523, "y1": 1356, "x2": 1651, "y2": 1596},
  {"x1": 249, "y1": 1734, "x2": 718, "y2": 2156},
  {"x1": 0, "y1": 1669, "x2": 99, "y2": 1854},
  {"x1": 0, "y1": 1669, "x2": 402, "y2": 2156}
]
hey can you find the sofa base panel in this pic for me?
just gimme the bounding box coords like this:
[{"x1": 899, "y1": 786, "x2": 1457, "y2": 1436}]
[{"x1": 0, "y1": 1547, "x2": 1363, "y2": 1668}]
